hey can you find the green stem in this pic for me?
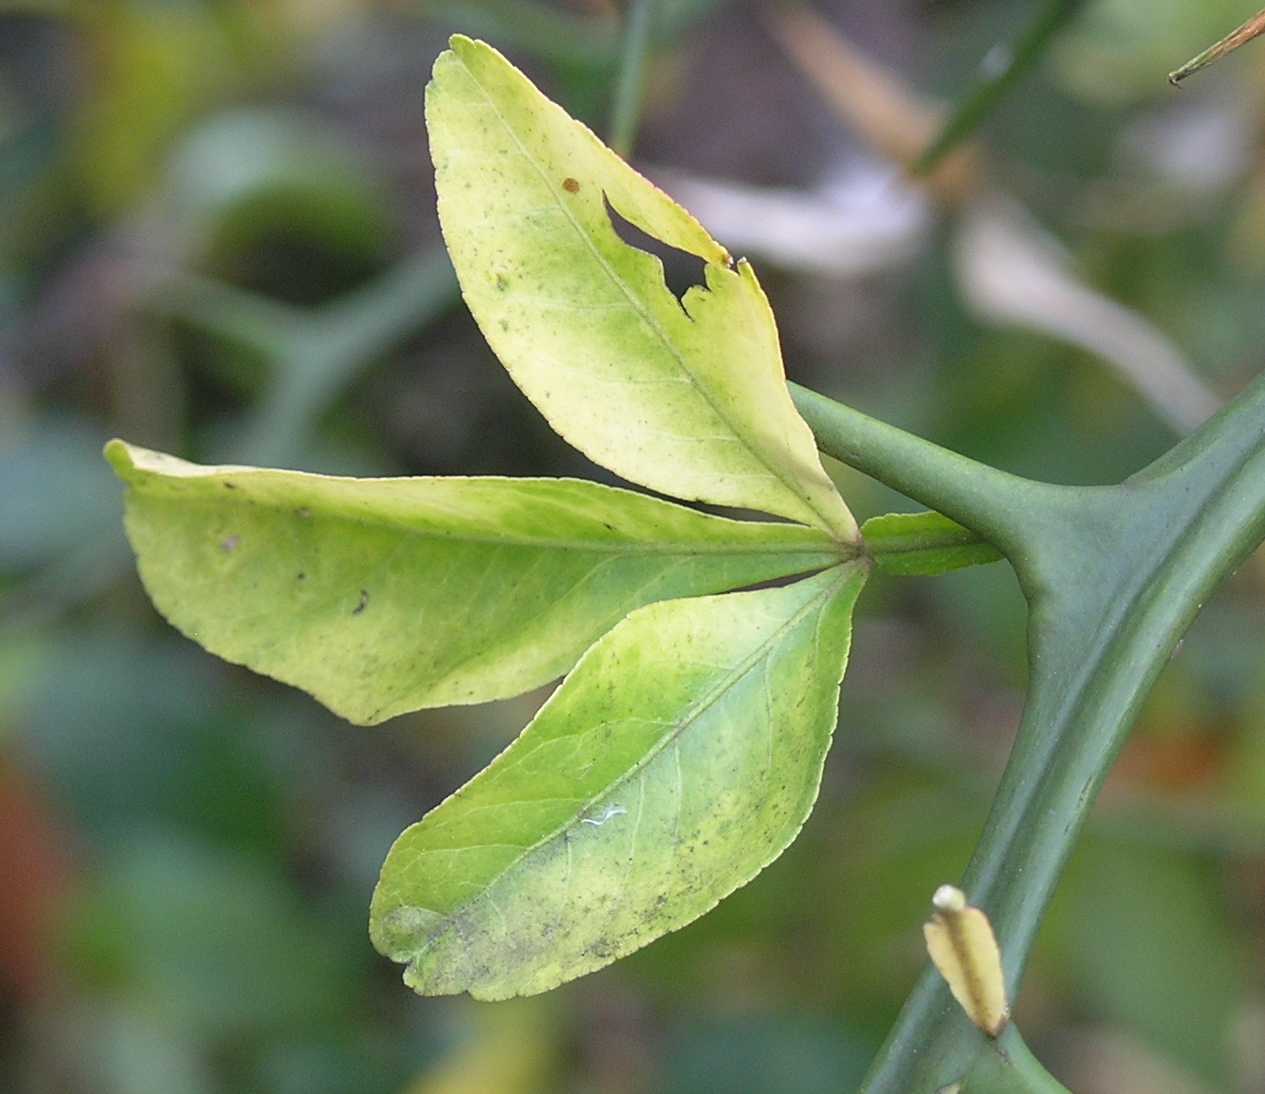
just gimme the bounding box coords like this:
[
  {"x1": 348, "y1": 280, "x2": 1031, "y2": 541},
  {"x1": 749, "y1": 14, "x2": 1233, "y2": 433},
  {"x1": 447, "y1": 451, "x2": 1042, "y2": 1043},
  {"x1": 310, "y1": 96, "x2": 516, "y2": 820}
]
[
  {"x1": 789, "y1": 382, "x2": 1064, "y2": 561},
  {"x1": 794, "y1": 374, "x2": 1265, "y2": 1090},
  {"x1": 146, "y1": 271, "x2": 302, "y2": 361},
  {"x1": 417, "y1": 0, "x2": 727, "y2": 72},
  {"x1": 912, "y1": 0, "x2": 1088, "y2": 177},
  {"x1": 238, "y1": 249, "x2": 458, "y2": 466},
  {"x1": 608, "y1": 0, "x2": 657, "y2": 158},
  {"x1": 420, "y1": 0, "x2": 619, "y2": 69}
]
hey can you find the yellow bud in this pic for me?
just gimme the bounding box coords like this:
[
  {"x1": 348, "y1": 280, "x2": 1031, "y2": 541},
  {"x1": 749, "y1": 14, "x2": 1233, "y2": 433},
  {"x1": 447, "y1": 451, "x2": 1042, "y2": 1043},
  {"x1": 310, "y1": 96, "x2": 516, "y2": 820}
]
[{"x1": 924, "y1": 885, "x2": 1009, "y2": 1037}]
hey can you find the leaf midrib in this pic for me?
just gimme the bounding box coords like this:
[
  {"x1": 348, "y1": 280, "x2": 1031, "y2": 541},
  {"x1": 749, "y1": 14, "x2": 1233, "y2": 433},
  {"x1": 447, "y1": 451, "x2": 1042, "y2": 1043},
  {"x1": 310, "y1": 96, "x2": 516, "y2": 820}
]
[
  {"x1": 449, "y1": 49, "x2": 840, "y2": 537},
  {"x1": 389, "y1": 564, "x2": 850, "y2": 960},
  {"x1": 146, "y1": 480, "x2": 845, "y2": 558}
]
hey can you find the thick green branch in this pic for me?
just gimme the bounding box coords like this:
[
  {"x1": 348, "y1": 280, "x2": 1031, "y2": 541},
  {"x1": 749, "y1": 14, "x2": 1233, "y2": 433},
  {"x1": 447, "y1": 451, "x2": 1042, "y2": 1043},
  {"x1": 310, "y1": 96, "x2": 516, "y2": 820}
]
[
  {"x1": 794, "y1": 375, "x2": 1265, "y2": 1091},
  {"x1": 912, "y1": 0, "x2": 1089, "y2": 176}
]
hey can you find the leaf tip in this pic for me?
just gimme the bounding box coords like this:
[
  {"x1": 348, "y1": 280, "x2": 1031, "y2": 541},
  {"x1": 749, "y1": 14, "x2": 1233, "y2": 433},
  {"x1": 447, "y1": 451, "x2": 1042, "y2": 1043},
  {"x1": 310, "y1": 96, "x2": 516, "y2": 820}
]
[
  {"x1": 103, "y1": 438, "x2": 140, "y2": 482},
  {"x1": 430, "y1": 34, "x2": 482, "y2": 90},
  {"x1": 445, "y1": 33, "x2": 495, "y2": 70}
]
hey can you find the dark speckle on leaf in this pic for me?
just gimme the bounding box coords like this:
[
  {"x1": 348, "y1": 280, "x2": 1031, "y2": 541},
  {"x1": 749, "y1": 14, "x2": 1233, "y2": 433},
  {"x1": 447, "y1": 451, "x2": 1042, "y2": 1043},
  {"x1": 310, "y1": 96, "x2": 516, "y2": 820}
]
[
  {"x1": 495, "y1": 273, "x2": 509, "y2": 291},
  {"x1": 223, "y1": 482, "x2": 237, "y2": 490},
  {"x1": 297, "y1": 507, "x2": 312, "y2": 520},
  {"x1": 353, "y1": 589, "x2": 369, "y2": 615}
]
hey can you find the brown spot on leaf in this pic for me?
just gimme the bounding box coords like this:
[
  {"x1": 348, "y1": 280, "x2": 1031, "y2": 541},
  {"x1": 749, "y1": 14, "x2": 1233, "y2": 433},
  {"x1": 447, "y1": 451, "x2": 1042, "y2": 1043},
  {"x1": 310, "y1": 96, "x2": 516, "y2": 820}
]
[{"x1": 562, "y1": 177, "x2": 580, "y2": 193}]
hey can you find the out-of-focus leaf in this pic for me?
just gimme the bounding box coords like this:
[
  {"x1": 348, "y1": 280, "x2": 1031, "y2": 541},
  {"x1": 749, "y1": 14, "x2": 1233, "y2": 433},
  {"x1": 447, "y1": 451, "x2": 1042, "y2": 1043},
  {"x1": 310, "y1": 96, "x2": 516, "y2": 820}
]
[
  {"x1": 418, "y1": 1, "x2": 619, "y2": 69},
  {"x1": 427, "y1": 37, "x2": 856, "y2": 542},
  {"x1": 255, "y1": 1038, "x2": 408, "y2": 1094},
  {"x1": 16, "y1": 627, "x2": 283, "y2": 848},
  {"x1": 237, "y1": 248, "x2": 460, "y2": 467},
  {"x1": 164, "y1": 110, "x2": 392, "y2": 272},
  {"x1": 417, "y1": 0, "x2": 733, "y2": 70},
  {"x1": 107, "y1": 440, "x2": 846, "y2": 724},
  {"x1": 0, "y1": 417, "x2": 120, "y2": 570},
  {"x1": 74, "y1": 1, "x2": 271, "y2": 210},
  {"x1": 1043, "y1": 839, "x2": 1244, "y2": 1086},
  {"x1": 370, "y1": 564, "x2": 866, "y2": 999},
  {"x1": 81, "y1": 1006, "x2": 213, "y2": 1094},
  {"x1": 60, "y1": 834, "x2": 359, "y2": 1039},
  {"x1": 826, "y1": 771, "x2": 988, "y2": 1022},
  {"x1": 404, "y1": 1001, "x2": 556, "y2": 1094},
  {"x1": 662, "y1": 1014, "x2": 873, "y2": 1094},
  {"x1": 954, "y1": 198, "x2": 1218, "y2": 434}
]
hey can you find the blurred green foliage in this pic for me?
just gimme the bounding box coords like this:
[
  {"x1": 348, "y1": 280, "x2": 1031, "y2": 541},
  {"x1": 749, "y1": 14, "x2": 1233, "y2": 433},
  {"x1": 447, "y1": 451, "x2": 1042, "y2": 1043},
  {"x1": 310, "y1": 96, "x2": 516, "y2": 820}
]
[{"x1": 4, "y1": 2, "x2": 1265, "y2": 1092}]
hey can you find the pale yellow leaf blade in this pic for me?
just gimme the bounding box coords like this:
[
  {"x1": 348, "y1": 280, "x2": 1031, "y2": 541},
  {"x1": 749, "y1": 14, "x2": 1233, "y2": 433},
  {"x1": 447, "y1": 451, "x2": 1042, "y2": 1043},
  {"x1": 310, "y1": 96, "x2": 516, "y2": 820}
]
[{"x1": 426, "y1": 35, "x2": 857, "y2": 543}]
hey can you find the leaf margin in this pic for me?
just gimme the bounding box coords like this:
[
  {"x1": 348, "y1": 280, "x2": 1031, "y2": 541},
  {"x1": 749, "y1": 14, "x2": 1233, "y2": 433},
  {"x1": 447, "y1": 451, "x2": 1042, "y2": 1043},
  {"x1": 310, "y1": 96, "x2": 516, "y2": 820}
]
[
  {"x1": 369, "y1": 559, "x2": 869, "y2": 999},
  {"x1": 105, "y1": 438, "x2": 852, "y2": 724}
]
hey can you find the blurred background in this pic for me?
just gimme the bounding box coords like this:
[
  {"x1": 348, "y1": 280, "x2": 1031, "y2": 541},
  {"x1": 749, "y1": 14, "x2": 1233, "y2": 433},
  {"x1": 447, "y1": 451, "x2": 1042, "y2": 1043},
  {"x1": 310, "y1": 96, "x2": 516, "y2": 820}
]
[{"x1": 3, "y1": 1, "x2": 1265, "y2": 1091}]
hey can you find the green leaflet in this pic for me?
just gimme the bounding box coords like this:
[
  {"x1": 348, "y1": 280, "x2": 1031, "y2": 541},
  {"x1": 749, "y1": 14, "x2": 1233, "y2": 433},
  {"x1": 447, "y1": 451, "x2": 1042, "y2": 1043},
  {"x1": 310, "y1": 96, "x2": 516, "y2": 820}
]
[
  {"x1": 427, "y1": 36, "x2": 857, "y2": 543},
  {"x1": 861, "y1": 511, "x2": 1002, "y2": 576},
  {"x1": 370, "y1": 563, "x2": 867, "y2": 999},
  {"x1": 106, "y1": 440, "x2": 846, "y2": 725}
]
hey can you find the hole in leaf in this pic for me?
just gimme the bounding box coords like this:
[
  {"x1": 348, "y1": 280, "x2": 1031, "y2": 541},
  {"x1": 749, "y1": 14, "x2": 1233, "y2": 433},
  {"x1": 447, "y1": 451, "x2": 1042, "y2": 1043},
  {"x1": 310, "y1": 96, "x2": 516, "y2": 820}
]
[{"x1": 603, "y1": 193, "x2": 709, "y2": 312}]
